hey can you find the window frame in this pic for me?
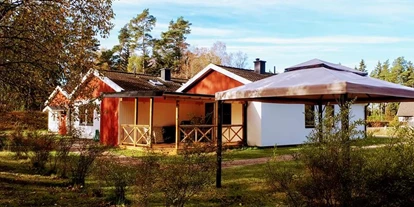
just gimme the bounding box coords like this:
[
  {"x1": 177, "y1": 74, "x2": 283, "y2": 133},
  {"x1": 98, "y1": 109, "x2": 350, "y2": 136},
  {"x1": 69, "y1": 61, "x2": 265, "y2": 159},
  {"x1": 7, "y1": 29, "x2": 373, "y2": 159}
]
[
  {"x1": 78, "y1": 104, "x2": 94, "y2": 126},
  {"x1": 305, "y1": 104, "x2": 315, "y2": 128}
]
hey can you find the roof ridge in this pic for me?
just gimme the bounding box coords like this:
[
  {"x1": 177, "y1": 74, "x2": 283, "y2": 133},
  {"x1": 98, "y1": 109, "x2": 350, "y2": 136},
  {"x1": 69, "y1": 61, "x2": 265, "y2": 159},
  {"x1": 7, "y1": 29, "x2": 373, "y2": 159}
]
[
  {"x1": 216, "y1": 64, "x2": 252, "y2": 71},
  {"x1": 100, "y1": 69, "x2": 189, "y2": 81}
]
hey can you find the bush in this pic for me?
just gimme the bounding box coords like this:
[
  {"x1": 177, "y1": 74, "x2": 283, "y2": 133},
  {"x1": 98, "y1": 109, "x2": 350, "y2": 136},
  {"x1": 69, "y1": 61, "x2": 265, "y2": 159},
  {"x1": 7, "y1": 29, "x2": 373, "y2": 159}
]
[
  {"x1": 68, "y1": 140, "x2": 106, "y2": 187},
  {"x1": 94, "y1": 155, "x2": 138, "y2": 205},
  {"x1": 0, "y1": 111, "x2": 47, "y2": 131},
  {"x1": 27, "y1": 132, "x2": 55, "y2": 173},
  {"x1": 159, "y1": 144, "x2": 216, "y2": 207},
  {"x1": 0, "y1": 131, "x2": 6, "y2": 151},
  {"x1": 357, "y1": 127, "x2": 414, "y2": 206},
  {"x1": 50, "y1": 137, "x2": 75, "y2": 177},
  {"x1": 9, "y1": 129, "x2": 30, "y2": 159},
  {"x1": 265, "y1": 102, "x2": 414, "y2": 206},
  {"x1": 265, "y1": 102, "x2": 367, "y2": 206},
  {"x1": 134, "y1": 151, "x2": 163, "y2": 207}
]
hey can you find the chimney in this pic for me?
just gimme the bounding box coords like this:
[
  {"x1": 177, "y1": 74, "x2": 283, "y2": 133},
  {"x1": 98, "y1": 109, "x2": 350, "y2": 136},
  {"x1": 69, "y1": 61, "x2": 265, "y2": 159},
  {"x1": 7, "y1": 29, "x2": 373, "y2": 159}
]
[
  {"x1": 254, "y1": 58, "x2": 266, "y2": 74},
  {"x1": 161, "y1": 68, "x2": 171, "y2": 81}
]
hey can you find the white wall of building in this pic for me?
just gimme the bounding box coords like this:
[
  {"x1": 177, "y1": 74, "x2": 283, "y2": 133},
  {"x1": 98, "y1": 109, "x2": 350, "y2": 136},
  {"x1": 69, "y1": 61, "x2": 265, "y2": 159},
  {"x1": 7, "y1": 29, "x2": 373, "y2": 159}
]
[
  {"x1": 247, "y1": 103, "x2": 366, "y2": 147},
  {"x1": 349, "y1": 104, "x2": 366, "y2": 135},
  {"x1": 48, "y1": 111, "x2": 59, "y2": 133},
  {"x1": 73, "y1": 100, "x2": 101, "y2": 139},
  {"x1": 260, "y1": 103, "x2": 313, "y2": 146},
  {"x1": 247, "y1": 102, "x2": 262, "y2": 146}
]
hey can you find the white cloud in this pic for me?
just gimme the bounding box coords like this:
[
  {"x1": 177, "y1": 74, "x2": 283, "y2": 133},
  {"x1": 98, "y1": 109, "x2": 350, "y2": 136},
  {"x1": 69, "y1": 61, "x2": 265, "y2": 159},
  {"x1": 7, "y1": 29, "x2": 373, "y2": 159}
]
[
  {"x1": 191, "y1": 27, "x2": 234, "y2": 37},
  {"x1": 233, "y1": 36, "x2": 414, "y2": 45}
]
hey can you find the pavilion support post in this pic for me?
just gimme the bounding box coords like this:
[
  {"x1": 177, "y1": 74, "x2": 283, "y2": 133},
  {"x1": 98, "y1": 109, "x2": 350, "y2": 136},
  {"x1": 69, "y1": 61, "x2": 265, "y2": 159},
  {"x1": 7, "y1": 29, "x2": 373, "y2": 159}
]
[
  {"x1": 134, "y1": 98, "x2": 138, "y2": 147},
  {"x1": 318, "y1": 101, "x2": 323, "y2": 142},
  {"x1": 242, "y1": 102, "x2": 248, "y2": 146},
  {"x1": 339, "y1": 93, "x2": 351, "y2": 206},
  {"x1": 175, "y1": 100, "x2": 180, "y2": 150},
  {"x1": 149, "y1": 97, "x2": 154, "y2": 148},
  {"x1": 213, "y1": 101, "x2": 218, "y2": 142},
  {"x1": 216, "y1": 100, "x2": 223, "y2": 188}
]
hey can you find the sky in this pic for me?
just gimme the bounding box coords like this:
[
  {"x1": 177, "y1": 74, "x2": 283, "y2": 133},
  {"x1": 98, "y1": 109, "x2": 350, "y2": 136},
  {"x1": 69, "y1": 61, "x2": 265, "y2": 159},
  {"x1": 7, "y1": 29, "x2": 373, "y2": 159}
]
[{"x1": 99, "y1": 0, "x2": 414, "y2": 73}]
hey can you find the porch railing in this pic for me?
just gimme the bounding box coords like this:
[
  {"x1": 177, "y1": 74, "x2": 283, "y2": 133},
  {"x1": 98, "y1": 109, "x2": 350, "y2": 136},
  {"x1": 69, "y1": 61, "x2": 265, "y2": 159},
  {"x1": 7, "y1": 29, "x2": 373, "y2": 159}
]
[
  {"x1": 179, "y1": 124, "x2": 243, "y2": 144},
  {"x1": 221, "y1": 124, "x2": 243, "y2": 143},
  {"x1": 180, "y1": 125, "x2": 214, "y2": 143},
  {"x1": 120, "y1": 124, "x2": 244, "y2": 147},
  {"x1": 120, "y1": 124, "x2": 150, "y2": 147}
]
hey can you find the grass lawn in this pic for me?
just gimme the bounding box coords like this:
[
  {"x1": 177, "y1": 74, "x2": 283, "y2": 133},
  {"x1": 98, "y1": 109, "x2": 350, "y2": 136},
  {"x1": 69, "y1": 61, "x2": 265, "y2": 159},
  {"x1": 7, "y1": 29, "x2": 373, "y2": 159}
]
[
  {"x1": 0, "y1": 150, "x2": 296, "y2": 206},
  {"x1": 105, "y1": 136, "x2": 394, "y2": 162}
]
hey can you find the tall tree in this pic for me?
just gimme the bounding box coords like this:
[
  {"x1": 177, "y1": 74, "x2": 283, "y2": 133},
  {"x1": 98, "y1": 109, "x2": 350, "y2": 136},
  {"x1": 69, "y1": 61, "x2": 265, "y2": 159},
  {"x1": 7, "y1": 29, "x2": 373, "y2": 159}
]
[
  {"x1": 153, "y1": 16, "x2": 191, "y2": 74},
  {"x1": 97, "y1": 49, "x2": 117, "y2": 70},
  {"x1": 357, "y1": 59, "x2": 367, "y2": 72},
  {"x1": 231, "y1": 51, "x2": 248, "y2": 68},
  {"x1": 129, "y1": 9, "x2": 156, "y2": 74},
  {"x1": 113, "y1": 25, "x2": 132, "y2": 71},
  {"x1": 406, "y1": 61, "x2": 414, "y2": 87},
  {"x1": 0, "y1": 0, "x2": 114, "y2": 110},
  {"x1": 370, "y1": 61, "x2": 382, "y2": 78},
  {"x1": 379, "y1": 60, "x2": 391, "y2": 81},
  {"x1": 211, "y1": 41, "x2": 231, "y2": 66},
  {"x1": 390, "y1": 57, "x2": 407, "y2": 84}
]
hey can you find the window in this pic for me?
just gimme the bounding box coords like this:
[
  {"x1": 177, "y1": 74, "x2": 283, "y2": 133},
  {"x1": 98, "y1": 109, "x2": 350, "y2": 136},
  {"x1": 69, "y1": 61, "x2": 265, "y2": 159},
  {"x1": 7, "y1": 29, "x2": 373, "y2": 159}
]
[
  {"x1": 305, "y1": 104, "x2": 315, "y2": 128},
  {"x1": 79, "y1": 104, "x2": 94, "y2": 126},
  {"x1": 223, "y1": 103, "x2": 232, "y2": 125},
  {"x1": 205, "y1": 103, "x2": 214, "y2": 124}
]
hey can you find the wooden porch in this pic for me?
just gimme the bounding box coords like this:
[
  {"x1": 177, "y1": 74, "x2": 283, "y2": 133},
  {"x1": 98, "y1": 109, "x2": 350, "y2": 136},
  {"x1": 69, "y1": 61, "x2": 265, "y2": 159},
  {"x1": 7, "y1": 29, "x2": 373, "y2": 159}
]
[
  {"x1": 108, "y1": 91, "x2": 247, "y2": 151},
  {"x1": 119, "y1": 124, "x2": 245, "y2": 149}
]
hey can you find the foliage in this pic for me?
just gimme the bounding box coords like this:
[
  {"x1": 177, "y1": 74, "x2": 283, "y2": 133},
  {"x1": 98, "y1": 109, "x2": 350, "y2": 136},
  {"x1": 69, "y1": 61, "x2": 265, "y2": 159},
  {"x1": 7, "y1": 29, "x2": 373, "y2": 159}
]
[
  {"x1": 51, "y1": 137, "x2": 76, "y2": 178},
  {"x1": 94, "y1": 155, "x2": 138, "y2": 205},
  {"x1": 128, "y1": 8, "x2": 156, "y2": 74},
  {"x1": 159, "y1": 144, "x2": 216, "y2": 207},
  {"x1": 265, "y1": 102, "x2": 367, "y2": 206},
  {"x1": 370, "y1": 57, "x2": 414, "y2": 118},
  {"x1": 265, "y1": 102, "x2": 414, "y2": 206},
  {"x1": 68, "y1": 140, "x2": 106, "y2": 187},
  {"x1": 0, "y1": 0, "x2": 114, "y2": 110},
  {"x1": 27, "y1": 132, "x2": 55, "y2": 173},
  {"x1": 0, "y1": 111, "x2": 47, "y2": 131},
  {"x1": 8, "y1": 128, "x2": 30, "y2": 159},
  {"x1": 134, "y1": 151, "x2": 164, "y2": 207},
  {"x1": 355, "y1": 125, "x2": 414, "y2": 206},
  {"x1": 152, "y1": 16, "x2": 192, "y2": 74}
]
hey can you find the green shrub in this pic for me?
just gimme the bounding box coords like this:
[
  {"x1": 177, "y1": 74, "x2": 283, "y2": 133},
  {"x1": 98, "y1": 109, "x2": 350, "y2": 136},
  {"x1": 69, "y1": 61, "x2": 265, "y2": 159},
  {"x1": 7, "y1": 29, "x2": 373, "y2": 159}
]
[
  {"x1": 27, "y1": 132, "x2": 55, "y2": 173},
  {"x1": 51, "y1": 137, "x2": 75, "y2": 178},
  {"x1": 68, "y1": 140, "x2": 106, "y2": 187},
  {"x1": 265, "y1": 102, "x2": 414, "y2": 207},
  {"x1": 134, "y1": 151, "x2": 163, "y2": 207},
  {"x1": 159, "y1": 145, "x2": 216, "y2": 207},
  {"x1": 9, "y1": 129, "x2": 30, "y2": 159},
  {"x1": 94, "y1": 155, "x2": 138, "y2": 205}
]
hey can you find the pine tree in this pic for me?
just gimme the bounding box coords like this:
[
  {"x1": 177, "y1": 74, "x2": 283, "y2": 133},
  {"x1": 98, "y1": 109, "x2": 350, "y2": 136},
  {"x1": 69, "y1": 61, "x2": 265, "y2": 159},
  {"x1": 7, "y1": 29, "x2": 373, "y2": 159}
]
[
  {"x1": 112, "y1": 25, "x2": 132, "y2": 71},
  {"x1": 129, "y1": 9, "x2": 156, "y2": 74},
  {"x1": 370, "y1": 61, "x2": 382, "y2": 78},
  {"x1": 153, "y1": 17, "x2": 191, "y2": 74},
  {"x1": 357, "y1": 59, "x2": 367, "y2": 72}
]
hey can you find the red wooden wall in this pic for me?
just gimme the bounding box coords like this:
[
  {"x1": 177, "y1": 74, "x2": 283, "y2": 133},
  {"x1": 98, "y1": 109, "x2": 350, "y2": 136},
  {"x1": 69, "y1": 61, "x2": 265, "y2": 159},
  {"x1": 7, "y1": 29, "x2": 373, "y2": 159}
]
[{"x1": 185, "y1": 70, "x2": 243, "y2": 95}]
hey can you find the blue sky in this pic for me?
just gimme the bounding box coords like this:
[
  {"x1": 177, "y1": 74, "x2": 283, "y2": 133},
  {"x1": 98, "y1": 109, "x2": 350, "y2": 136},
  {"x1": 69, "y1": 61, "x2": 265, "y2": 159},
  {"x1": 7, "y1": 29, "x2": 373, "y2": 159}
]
[{"x1": 99, "y1": 0, "x2": 414, "y2": 73}]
